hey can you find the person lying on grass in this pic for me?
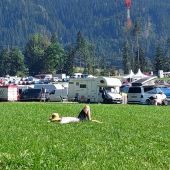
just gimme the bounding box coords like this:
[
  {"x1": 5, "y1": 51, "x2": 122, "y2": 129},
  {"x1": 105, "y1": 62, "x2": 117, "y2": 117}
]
[{"x1": 48, "y1": 105, "x2": 102, "y2": 124}]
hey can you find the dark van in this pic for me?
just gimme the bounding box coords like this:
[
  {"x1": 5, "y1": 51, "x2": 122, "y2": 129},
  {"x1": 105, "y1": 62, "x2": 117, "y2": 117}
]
[{"x1": 20, "y1": 89, "x2": 42, "y2": 101}]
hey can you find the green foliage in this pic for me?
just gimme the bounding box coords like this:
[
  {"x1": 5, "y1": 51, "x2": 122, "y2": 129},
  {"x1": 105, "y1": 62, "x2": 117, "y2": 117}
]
[
  {"x1": 0, "y1": 48, "x2": 26, "y2": 76},
  {"x1": 154, "y1": 45, "x2": 165, "y2": 72},
  {"x1": 0, "y1": 49, "x2": 11, "y2": 76},
  {"x1": 24, "y1": 33, "x2": 65, "y2": 75},
  {"x1": 164, "y1": 38, "x2": 170, "y2": 71},
  {"x1": 44, "y1": 40, "x2": 64, "y2": 74},
  {"x1": 0, "y1": 0, "x2": 169, "y2": 70},
  {"x1": 63, "y1": 45, "x2": 75, "y2": 75},
  {"x1": 122, "y1": 20, "x2": 153, "y2": 73},
  {"x1": 67, "y1": 32, "x2": 96, "y2": 74},
  {"x1": 134, "y1": 47, "x2": 147, "y2": 72},
  {"x1": 122, "y1": 41, "x2": 131, "y2": 74},
  {"x1": 24, "y1": 34, "x2": 50, "y2": 75},
  {"x1": 0, "y1": 1, "x2": 170, "y2": 73},
  {"x1": 0, "y1": 103, "x2": 170, "y2": 169}
]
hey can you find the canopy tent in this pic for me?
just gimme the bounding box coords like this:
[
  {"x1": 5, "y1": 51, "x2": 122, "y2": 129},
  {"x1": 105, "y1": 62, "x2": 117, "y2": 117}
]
[
  {"x1": 133, "y1": 69, "x2": 148, "y2": 79},
  {"x1": 123, "y1": 70, "x2": 135, "y2": 79},
  {"x1": 123, "y1": 69, "x2": 149, "y2": 83}
]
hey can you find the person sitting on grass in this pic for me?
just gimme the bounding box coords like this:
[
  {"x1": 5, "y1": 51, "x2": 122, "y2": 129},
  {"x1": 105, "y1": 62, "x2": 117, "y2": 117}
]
[
  {"x1": 48, "y1": 105, "x2": 102, "y2": 124},
  {"x1": 149, "y1": 92, "x2": 166, "y2": 106}
]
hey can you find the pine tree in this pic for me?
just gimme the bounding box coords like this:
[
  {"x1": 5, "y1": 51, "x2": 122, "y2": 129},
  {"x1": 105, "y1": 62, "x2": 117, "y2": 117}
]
[
  {"x1": 164, "y1": 37, "x2": 170, "y2": 71},
  {"x1": 44, "y1": 35, "x2": 64, "y2": 74},
  {"x1": 73, "y1": 31, "x2": 96, "y2": 74},
  {"x1": 63, "y1": 45, "x2": 75, "y2": 75},
  {"x1": 154, "y1": 45, "x2": 164, "y2": 72},
  {"x1": 131, "y1": 21, "x2": 142, "y2": 72},
  {"x1": 134, "y1": 47, "x2": 146, "y2": 72},
  {"x1": 24, "y1": 34, "x2": 50, "y2": 75},
  {"x1": 122, "y1": 41, "x2": 131, "y2": 74},
  {"x1": 0, "y1": 48, "x2": 25, "y2": 76}
]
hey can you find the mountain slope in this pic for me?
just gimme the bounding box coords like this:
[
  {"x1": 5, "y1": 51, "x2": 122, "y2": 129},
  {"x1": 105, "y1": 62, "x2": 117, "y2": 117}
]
[{"x1": 0, "y1": 0, "x2": 170, "y2": 68}]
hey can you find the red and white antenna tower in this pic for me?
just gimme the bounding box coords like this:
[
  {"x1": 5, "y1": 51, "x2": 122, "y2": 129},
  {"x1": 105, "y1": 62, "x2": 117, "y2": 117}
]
[{"x1": 124, "y1": 0, "x2": 132, "y2": 29}]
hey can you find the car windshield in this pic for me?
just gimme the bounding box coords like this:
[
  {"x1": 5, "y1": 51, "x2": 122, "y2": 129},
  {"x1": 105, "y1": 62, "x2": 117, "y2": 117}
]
[
  {"x1": 105, "y1": 87, "x2": 118, "y2": 93},
  {"x1": 23, "y1": 89, "x2": 41, "y2": 94},
  {"x1": 147, "y1": 88, "x2": 163, "y2": 94}
]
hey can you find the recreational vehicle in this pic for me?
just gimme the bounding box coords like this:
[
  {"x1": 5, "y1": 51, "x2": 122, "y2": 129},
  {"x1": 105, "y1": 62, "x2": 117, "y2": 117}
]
[{"x1": 68, "y1": 77, "x2": 122, "y2": 103}]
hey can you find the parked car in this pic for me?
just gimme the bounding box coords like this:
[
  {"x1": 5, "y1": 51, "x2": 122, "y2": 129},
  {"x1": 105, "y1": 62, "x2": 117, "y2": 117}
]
[
  {"x1": 127, "y1": 86, "x2": 167, "y2": 104},
  {"x1": 158, "y1": 87, "x2": 170, "y2": 98}
]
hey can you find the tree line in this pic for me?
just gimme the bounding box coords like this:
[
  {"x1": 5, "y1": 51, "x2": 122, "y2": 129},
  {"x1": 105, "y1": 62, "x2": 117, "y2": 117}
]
[
  {"x1": 0, "y1": 0, "x2": 170, "y2": 71},
  {"x1": 0, "y1": 30, "x2": 170, "y2": 77},
  {"x1": 122, "y1": 21, "x2": 170, "y2": 74},
  {"x1": 0, "y1": 32, "x2": 103, "y2": 77}
]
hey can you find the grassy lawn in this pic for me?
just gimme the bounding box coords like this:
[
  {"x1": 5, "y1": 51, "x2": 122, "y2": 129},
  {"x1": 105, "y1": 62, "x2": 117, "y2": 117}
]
[{"x1": 0, "y1": 102, "x2": 170, "y2": 169}]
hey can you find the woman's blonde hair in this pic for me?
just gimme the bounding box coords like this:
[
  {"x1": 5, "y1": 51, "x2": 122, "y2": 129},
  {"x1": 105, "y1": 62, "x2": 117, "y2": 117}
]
[
  {"x1": 83, "y1": 105, "x2": 90, "y2": 114},
  {"x1": 83, "y1": 105, "x2": 90, "y2": 109}
]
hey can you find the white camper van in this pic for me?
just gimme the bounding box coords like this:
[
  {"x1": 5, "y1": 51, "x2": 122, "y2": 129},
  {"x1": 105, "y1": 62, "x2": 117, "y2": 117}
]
[
  {"x1": 34, "y1": 83, "x2": 68, "y2": 101},
  {"x1": 68, "y1": 77, "x2": 122, "y2": 103}
]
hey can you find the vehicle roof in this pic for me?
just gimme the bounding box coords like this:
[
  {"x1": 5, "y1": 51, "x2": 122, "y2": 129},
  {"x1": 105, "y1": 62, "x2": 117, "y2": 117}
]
[
  {"x1": 131, "y1": 76, "x2": 157, "y2": 86},
  {"x1": 129, "y1": 85, "x2": 155, "y2": 88}
]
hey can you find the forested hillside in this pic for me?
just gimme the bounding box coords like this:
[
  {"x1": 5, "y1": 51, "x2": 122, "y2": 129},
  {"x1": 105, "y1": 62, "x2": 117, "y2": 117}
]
[{"x1": 0, "y1": 0, "x2": 170, "y2": 69}]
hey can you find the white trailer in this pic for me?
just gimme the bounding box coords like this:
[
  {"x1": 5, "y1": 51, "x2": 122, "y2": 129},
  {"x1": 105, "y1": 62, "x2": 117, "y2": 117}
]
[
  {"x1": 68, "y1": 77, "x2": 122, "y2": 103},
  {"x1": 0, "y1": 85, "x2": 18, "y2": 101},
  {"x1": 34, "y1": 83, "x2": 68, "y2": 101}
]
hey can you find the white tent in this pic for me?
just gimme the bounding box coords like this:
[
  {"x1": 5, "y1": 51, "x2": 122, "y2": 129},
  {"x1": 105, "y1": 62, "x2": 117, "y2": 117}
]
[
  {"x1": 133, "y1": 69, "x2": 148, "y2": 79},
  {"x1": 123, "y1": 70, "x2": 135, "y2": 79}
]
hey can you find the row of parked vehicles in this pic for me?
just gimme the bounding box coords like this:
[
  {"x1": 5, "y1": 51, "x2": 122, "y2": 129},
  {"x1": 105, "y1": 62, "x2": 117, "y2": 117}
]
[
  {"x1": 1, "y1": 76, "x2": 170, "y2": 105},
  {"x1": 0, "y1": 77, "x2": 123, "y2": 103},
  {"x1": 19, "y1": 77, "x2": 123, "y2": 103},
  {"x1": 127, "y1": 86, "x2": 168, "y2": 105},
  {"x1": 19, "y1": 83, "x2": 68, "y2": 102},
  {"x1": 19, "y1": 76, "x2": 170, "y2": 105},
  {"x1": 121, "y1": 77, "x2": 170, "y2": 105}
]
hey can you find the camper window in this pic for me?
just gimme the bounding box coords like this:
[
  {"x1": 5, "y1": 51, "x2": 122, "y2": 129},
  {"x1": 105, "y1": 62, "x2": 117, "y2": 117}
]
[
  {"x1": 76, "y1": 82, "x2": 79, "y2": 86},
  {"x1": 100, "y1": 80, "x2": 105, "y2": 84},
  {"x1": 50, "y1": 90, "x2": 55, "y2": 94},
  {"x1": 80, "y1": 84, "x2": 86, "y2": 88}
]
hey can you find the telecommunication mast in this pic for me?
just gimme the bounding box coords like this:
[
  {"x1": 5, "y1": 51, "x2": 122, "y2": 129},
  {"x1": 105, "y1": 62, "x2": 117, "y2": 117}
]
[{"x1": 124, "y1": 0, "x2": 132, "y2": 29}]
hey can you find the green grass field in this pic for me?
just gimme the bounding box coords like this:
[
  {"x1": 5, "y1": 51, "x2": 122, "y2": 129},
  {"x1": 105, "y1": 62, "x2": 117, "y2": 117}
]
[{"x1": 0, "y1": 102, "x2": 170, "y2": 170}]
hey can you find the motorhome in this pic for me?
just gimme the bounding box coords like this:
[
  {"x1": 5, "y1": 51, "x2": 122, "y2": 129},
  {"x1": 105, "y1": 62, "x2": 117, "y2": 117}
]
[{"x1": 68, "y1": 77, "x2": 122, "y2": 103}]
